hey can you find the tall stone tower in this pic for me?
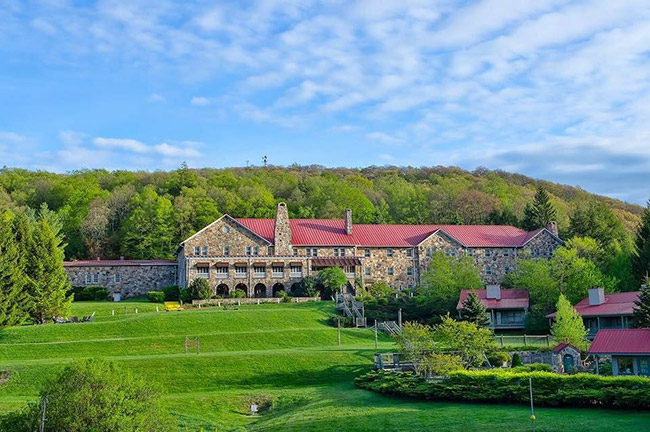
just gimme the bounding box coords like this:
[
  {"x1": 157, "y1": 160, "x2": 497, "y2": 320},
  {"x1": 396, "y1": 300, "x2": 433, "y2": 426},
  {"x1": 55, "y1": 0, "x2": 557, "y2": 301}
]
[
  {"x1": 274, "y1": 202, "x2": 292, "y2": 255},
  {"x1": 344, "y1": 209, "x2": 353, "y2": 235}
]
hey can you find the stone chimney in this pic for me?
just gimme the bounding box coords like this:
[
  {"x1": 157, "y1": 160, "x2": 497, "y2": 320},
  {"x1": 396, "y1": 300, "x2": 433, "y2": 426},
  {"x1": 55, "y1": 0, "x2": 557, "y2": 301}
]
[
  {"x1": 273, "y1": 202, "x2": 292, "y2": 255},
  {"x1": 546, "y1": 221, "x2": 559, "y2": 237},
  {"x1": 486, "y1": 284, "x2": 501, "y2": 300},
  {"x1": 588, "y1": 287, "x2": 606, "y2": 306},
  {"x1": 344, "y1": 208, "x2": 352, "y2": 235}
]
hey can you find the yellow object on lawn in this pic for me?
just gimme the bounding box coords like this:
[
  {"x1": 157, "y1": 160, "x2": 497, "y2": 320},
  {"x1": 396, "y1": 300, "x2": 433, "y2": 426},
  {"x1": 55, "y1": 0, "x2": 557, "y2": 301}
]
[{"x1": 164, "y1": 301, "x2": 182, "y2": 311}]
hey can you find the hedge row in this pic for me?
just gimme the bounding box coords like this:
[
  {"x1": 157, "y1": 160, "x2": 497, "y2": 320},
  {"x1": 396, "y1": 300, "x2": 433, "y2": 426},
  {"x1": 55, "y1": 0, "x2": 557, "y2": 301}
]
[{"x1": 355, "y1": 370, "x2": 650, "y2": 409}]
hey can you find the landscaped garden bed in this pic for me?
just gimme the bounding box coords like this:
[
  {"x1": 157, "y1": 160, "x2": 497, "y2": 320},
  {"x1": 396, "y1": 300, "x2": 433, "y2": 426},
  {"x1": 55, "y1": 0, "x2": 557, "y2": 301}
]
[{"x1": 355, "y1": 369, "x2": 650, "y2": 409}]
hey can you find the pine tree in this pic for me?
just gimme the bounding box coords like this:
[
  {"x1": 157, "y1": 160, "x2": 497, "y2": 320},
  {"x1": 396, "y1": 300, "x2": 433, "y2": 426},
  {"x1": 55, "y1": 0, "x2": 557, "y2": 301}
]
[
  {"x1": 522, "y1": 186, "x2": 557, "y2": 230},
  {"x1": 461, "y1": 291, "x2": 490, "y2": 328},
  {"x1": 0, "y1": 211, "x2": 29, "y2": 329},
  {"x1": 551, "y1": 294, "x2": 589, "y2": 350},
  {"x1": 633, "y1": 277, "x2": 650, "y2": 328},
  {"x1": 632, "y1": 199, "x2": 650, "y2": 286},
  {"x1": 25, "y1": 219, "x2": 72, "y2": 323}
]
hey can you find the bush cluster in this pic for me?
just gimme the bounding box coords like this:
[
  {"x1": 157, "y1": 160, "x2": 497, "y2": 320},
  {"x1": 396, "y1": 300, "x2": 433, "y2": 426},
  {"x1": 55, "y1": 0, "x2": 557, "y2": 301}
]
[
  {"x1": 70, "y1": 286, "x2": 110, "y2": 301},
  {"x1": 355, "y1": 370, "x2": 650, "y2": 409},
  {"x1": 162, "y1": 285, "x2": 180, "y2": 301},
  {"x1": 146, "y1": 291, "x2": 165, "y2": 303}
]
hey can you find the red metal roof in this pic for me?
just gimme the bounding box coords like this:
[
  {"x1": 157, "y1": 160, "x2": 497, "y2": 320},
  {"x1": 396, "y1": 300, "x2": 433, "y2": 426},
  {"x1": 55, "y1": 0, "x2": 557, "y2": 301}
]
[
  {"x1": 63, "y1": 259, "x2": 176, "y2": 267},
  {"x1": 553, "y1": 342, "x2": 580, "y2": 352},
  {"x1": 236, "y1": 218, "x2": 543, "y2": 248},
  {"x1": 456, "y1": 289, "x2": 529, "y2": 310},
  {"x1": 311, "y1": 257, "x2": 361, "y2": 267},
  {"x1": 547, "y1": 291, "x2": 640, "y2": 318},
  {"x1": 588, "y1": 329, "x2": 650, "y2": 355}
]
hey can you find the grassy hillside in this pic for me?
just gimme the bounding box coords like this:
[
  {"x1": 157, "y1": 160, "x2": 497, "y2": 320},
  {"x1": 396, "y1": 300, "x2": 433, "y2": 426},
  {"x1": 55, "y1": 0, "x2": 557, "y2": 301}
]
[
  {"x1": 0, "y1": 166, "x2": 643, "y2": 260},
  {"x1": 1, "y1": 301, "x2": 649, "y2": 431}
]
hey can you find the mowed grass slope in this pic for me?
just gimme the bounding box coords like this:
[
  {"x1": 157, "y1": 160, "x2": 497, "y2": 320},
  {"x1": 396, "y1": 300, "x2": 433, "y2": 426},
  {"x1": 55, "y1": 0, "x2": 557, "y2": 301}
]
[{"x1": 1, "y1": 301, "x2": 650, "y2": 431}]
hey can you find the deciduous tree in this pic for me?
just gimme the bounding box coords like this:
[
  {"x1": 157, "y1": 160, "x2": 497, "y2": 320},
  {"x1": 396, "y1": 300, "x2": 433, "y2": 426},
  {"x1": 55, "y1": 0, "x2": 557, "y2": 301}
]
[{"x1": 551, "y1": 294, "x2": 589, "y2": 351}]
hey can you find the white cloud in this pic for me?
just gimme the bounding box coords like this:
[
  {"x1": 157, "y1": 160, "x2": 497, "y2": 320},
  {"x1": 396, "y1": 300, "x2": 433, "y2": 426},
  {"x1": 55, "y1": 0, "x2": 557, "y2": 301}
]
[
  {"x1": 366, "y1": 132, "x2": 403, "y2": 145},
  {"x1": 149, "y1": 93, "x2": 165, "y2": 102},
  {"x1": 190, "y1": 96, "x2": 211, "y2": 106},
  {"x1": 94, "y1": 137, "x2": 149, "y2": 153}
]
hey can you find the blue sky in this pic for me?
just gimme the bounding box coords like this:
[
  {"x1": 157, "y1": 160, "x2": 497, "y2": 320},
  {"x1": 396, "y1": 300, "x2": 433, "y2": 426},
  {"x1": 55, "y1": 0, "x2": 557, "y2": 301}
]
[{"x1": 1, "y1": 1, "x2": 650, "y2": 204}]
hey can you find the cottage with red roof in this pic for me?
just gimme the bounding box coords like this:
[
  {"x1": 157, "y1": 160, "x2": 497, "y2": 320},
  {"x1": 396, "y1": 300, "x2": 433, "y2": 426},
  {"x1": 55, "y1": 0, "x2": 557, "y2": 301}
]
[
  {"x1": 64, "y1": 202, "x2": 562, "y2": 299},
  {"x1": 547, "y1": 288, "x2": 640, "y2": 339},
  {"x1": 457, "y1": 285, "x2": 530, "y2": 330},
  {"x1": 589, "y1": 329, "x2": 650, "y2": 376}
]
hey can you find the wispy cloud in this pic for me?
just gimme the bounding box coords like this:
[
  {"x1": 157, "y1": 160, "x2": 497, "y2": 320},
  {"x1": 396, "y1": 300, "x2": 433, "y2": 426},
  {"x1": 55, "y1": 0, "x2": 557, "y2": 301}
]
[{"x1": 2, "y1": 1, "x2": 650, "y2": 202}]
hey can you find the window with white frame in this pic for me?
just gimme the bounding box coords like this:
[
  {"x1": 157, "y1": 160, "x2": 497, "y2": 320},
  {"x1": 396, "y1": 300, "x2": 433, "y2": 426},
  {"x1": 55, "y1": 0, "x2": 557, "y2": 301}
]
[
  {"x1": 306, "y1": 248, "x2": 318, "y2": 257},
  {"x1": 364, "y1": 248, "x2": 370, "y2": 257},
  {"x1": 365, "y1": 267, "x2": 371, "y2": 276},
  {"x1": 272, "y1": 266, "x2": 284, "y2": 277},
  {"x1": 223, "y1": 246, "x2": 230, "y2": 256},
  {"x1": 246, "y1": 246, "x2": 251, "y2": 255},
  {"x1": 485, "y1": 249, "x2": 492, "y2": 257},
  {"x1": 387, "y1": 267, "x2": 394, "y2": 276},
  {"x1": 407, "y1": 267, "x2": 414, "y2": 276},
  {"x1": 235, "y1": 266, "x2": 247, "y2": 277},
  {"x1": 467, "y1": 249, "x2": 474, "y2": 256},
  {"x1": 193, "y1": 246, "x2": 200, "y2": 255},
  {"x1": 546, "y1": 247, "x2": 553, "y2": 257},
  {"x1": 215, "y1": 266, "x2": 228, "y2": 277},
  {"x1": 197, "y1": 266, "x2": 210, "y2": 278},
  {"x1": 293, "y1": 248, "x2": 298, "y2": 256},
  {"x1": 485, "y1": 266, "x2": 493, "y2": 275},
  {"x1": 253, "y1": 266, "x2": 266, "y2": 277},
  {"x1": 387, "y1": 248, "x2": 394, "y2": 257},
  {"x1": 114, "y1": 274, "x2": 122, "y2": 283},
  {"x1": 445, "y1": 248, "x2": 456, "y2": 257},
  {"x1": 343, "y1": 265, "x2": 355, "y2": 276},
  {"x1": 334, "y1": 248, "x2": 346, "y2": 257},
  {"x1": 503, "y1": 249, "x2": 510, "y2": 257},
  {"x1": 201, "y1": 246, "x2": 208, "y2": 256},
  {"x1": 406, "y1": 249, "x2": 413, "y2": 257},
  {"x1": 290, "y1": 265, "x2": 302, "y2": 277}
]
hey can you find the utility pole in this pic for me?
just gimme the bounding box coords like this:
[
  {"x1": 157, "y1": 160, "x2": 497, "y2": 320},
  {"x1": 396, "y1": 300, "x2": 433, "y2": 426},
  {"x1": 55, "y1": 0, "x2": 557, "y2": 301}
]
[
  {"x1": 337, "y1": 317, "x2": 341, "y2": 346},
  {"x1": 398, "y1": 308, "x2": 402, "y2": 328},
  {"x1": 39, "y1": 397, "x2": 47, "y2": 432},
  {"x1": 374, "y1": 319, "x2": 378, "y2": 350}
]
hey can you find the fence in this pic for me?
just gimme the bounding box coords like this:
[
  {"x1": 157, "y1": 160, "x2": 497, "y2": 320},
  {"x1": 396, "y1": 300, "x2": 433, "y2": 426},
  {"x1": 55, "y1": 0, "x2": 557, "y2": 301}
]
[
  {"x1": 494, "y1": 334, "x2": 553, "y2": 347},
  {"x1": 191, "y1": 296, "x2": 320, "y2": 306}
]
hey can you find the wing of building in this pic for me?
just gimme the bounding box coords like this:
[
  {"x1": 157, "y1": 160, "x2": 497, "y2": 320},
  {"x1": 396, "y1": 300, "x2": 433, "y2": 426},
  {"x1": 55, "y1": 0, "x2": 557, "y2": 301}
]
[{"x1": 64, "y1": 202, "x2": 562, "y2": 299}]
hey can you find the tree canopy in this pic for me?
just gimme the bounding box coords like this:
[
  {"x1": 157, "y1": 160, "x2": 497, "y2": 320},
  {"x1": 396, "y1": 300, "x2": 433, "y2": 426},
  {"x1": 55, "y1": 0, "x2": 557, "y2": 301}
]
[{"x1": 550, "y1": 294, "x2": 589, "y2": 351}]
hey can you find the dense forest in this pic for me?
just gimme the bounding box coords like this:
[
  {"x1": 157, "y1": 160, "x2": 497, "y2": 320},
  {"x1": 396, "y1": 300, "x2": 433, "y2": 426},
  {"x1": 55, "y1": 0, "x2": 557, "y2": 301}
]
[{"x1": 0, "y1": 165, "x2": 643, "y2": 262}]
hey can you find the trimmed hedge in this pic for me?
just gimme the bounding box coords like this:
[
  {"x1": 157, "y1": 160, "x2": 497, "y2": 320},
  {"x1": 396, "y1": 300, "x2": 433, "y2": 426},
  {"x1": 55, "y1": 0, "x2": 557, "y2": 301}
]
[
  {"x1": 146, "y1": 291, "x2": 165, "y2": 303},
  {"x1": 355, "y1": 370, "x2": 650, "y2": 409}
]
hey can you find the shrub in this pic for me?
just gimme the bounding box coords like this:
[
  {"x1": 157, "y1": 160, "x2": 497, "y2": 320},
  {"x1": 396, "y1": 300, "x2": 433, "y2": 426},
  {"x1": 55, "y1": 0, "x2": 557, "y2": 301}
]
[
  {"x1": 355, "y1": 370, "x2": 650, "y2": 409},
  {"x1": 327, "y1": 315, "x2": 353, "y2": 327},
  {"x1": 598, "y1": 362, "x2": 613, "y2": 376},
  {"x1": 421, "y1": 353, "x2": 464, "y2": 377},
  {"x1": 275, "y1": 289, "x2": 290, "y2": 301},
  {"x1": 511, "y1": 353, "x2": 523, "y2": 367},
  {"x1": 72, "y1": 286, "x2": 110, "y2": 301},
  {"x1": 146, "y1": 291, "x2": 165, "y2": 303},
  {"x1": 186, "y1": 278, "x2": 212, "y2": 301},
  {"x1": 487, "y1": 351, "x2": 510, "y2": 367},
  {"x1": 0, "y1": 358, "x2": 172, "y2": 431},
  {"x1": 510, "y1": 363, "x2": 552, "y2": 373},
  {"x1": 162, "y1": 285, "x2": 180, "y2": 301},
  {"x1": 229, "y1": 289, "x2": 246, "y2": 298}
]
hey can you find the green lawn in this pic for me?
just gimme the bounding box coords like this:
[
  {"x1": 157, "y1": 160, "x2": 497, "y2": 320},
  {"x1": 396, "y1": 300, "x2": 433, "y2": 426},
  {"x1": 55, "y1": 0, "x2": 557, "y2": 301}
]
[{"x1": 1, "y1": 301, "x2": 649, "y2": 431}]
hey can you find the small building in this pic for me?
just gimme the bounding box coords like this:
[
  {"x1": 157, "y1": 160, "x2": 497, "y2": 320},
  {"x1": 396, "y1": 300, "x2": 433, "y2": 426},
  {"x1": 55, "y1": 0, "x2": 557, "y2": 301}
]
[
  {"x1": 588, "y1": 329, "x2": 650, "y2": 376},
  {"x1": 457, "y1": 285, "x2": 529, "y2": 330},
  {"x1": 552, "y1": 342, "x2": 582, "y2": 373},
  {"x1": 547, "y1": 288, "x2": 640, "y2": 339}
]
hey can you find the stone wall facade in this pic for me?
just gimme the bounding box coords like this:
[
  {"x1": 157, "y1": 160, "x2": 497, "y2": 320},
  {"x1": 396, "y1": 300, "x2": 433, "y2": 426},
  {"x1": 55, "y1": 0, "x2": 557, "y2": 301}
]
[{"x1": 64, "y1": 263, "x2": 177, "y2": 298}]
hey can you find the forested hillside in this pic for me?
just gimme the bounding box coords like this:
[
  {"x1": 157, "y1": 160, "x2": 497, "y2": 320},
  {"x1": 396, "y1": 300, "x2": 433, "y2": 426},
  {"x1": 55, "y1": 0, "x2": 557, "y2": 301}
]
[{"x1": 0, "y1": 165, "x2": 643, "y2": 261}]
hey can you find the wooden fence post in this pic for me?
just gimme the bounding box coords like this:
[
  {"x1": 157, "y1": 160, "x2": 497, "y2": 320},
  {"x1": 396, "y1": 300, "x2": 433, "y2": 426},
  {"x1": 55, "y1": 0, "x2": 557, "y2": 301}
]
[{"x1": 523, "y1": 334, "x2": 527, "y2": 347}]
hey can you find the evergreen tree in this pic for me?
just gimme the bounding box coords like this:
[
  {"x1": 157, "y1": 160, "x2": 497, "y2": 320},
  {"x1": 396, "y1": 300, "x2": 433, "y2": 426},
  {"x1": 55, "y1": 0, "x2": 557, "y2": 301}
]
[
  {"x1": 461, "y1": 291, "x2": 490, "y2": 327},
  {"x1": 632, "y1": 199, "x2": 650, "y2": 286},
  {"x1": 522, "y1": 186, "x2": 557, "y2": 230},
  {"x1": 633, "y1": 277, "x2": 650, "y2": 328},
  {"x1": 0, "y1": 211, "x2": 29, "y2": 329},
  {"x1": 25, "y1": 219, "x2": 72, "y2": 323},
  {"x1": 551, "y1": 294, "x2": 589, "y2": 350}
]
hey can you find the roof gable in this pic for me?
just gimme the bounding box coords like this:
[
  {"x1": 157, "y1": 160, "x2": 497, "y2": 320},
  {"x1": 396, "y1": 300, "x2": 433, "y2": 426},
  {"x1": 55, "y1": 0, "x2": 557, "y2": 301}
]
[
  {"x1": 456, "y1": 289, "x2": 530, "y2": 310},
  {"x1": 180, "y1": 215, "x2": 272, "y2": 246}
]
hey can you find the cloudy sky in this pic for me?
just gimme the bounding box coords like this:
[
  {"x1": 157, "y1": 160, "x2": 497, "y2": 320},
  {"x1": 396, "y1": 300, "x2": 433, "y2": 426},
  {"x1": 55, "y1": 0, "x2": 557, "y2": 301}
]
[{"x1": 1, "y1": 1, "x2": 650, "y2": 204}]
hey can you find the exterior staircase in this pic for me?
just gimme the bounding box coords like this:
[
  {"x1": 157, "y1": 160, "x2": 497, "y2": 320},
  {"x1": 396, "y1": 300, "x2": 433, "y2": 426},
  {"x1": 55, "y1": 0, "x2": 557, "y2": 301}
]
[{"x1": 336, "y1": 293, "x2": 367, "y2": 327}]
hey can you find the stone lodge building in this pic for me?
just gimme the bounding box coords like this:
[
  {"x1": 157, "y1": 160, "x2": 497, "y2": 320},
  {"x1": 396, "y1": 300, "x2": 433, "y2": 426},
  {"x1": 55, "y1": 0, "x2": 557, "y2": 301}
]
[{"x1": 64, "y1": 202, "x2": 562, "y2": 299}]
